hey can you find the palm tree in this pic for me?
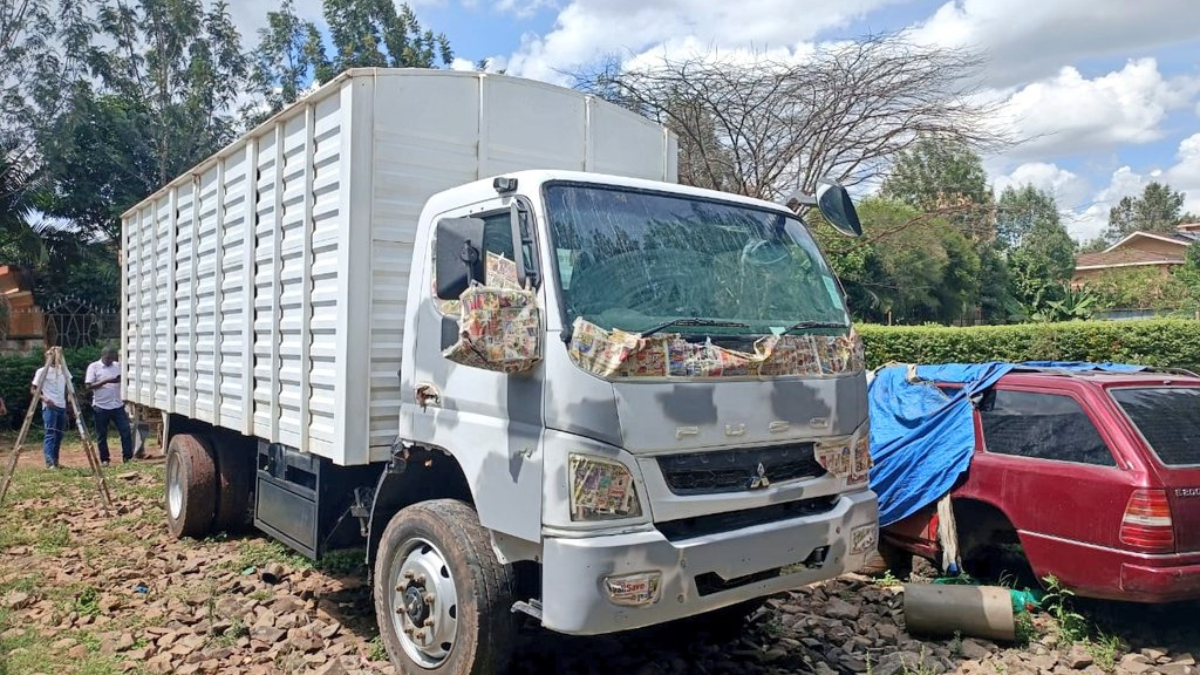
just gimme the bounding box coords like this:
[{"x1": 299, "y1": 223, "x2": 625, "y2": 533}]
[{"x1": 0, "y1": 138, "x2": 48, "y2": 266}]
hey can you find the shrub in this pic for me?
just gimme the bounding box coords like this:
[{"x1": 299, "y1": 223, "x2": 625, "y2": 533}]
[
  {"x1": 0, "y1": 347, "x2": 101, "y2": 429},
  {"x1": 859, "y1": 319, "x2": 1200, "y2": 372}
]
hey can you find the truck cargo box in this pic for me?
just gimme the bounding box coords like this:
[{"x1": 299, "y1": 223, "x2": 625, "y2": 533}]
[{"x1": 120, "y1": 68, "x2": 678, "y2": 466}]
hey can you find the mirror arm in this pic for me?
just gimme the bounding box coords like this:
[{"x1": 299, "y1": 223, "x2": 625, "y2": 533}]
[{"x1": 459, "y1": 240, "x2": 480, "y2": 285}]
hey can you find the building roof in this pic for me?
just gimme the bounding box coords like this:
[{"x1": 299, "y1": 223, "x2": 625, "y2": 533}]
[{"x1": 1075, "y1": 247, "x2": 1184, "y2": 270}]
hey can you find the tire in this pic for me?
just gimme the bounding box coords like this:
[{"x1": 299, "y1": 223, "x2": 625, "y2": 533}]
[
  {"x1": 878, "y1": 540, "x2": 914, "y2": 580},
  {"x1": 213, "y1": 436, "x2": 253, "y2": 533},
  {"x1": 373, "y1": 499, "x2": 516, "y2": 675},
  {"x1": 165, "y1": 433, "x2": 217, "y2": 539}
]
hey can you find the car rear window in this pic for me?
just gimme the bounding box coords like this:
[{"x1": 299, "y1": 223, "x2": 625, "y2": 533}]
[
  {"x1": 980, "y1": 390, "x2": 1116, "y2": 466},
  {"x1": 1110, "y1": 387, "x2": 1200, "y2": 467}
]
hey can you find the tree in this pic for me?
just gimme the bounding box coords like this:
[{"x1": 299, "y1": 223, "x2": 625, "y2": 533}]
[
  {"x1": 1105, "y1": 182, "x2": 1186, "y2": 241},
  {"x1": 881, "y1": 136, "x2": 992, "y2": 216},
  {"x1": 1078, "y1": 236, "x2": 1110, "y2": 254},
  {"x1": 573, "y1": 35, "x2": 1005, "y2": 201},
  {"x1": 815, "y1": 198, "x2": 979, "y2": 325},
  {"x1": 996, "y1": 184, "x2": 1061, "y2": 250},
  {"x1": 248, "y1": 0, "x2": 328, "y2": 117},
  {"x1": 37, "y1": 0, "x2": 251, "y2": 240},
  {"x1": 0, "y1": 0, "x2": 92, "y2": 167},
  {"x1": 998, "y1": 186, "x2": 1075, "y2": 317},
  {"x1": 250, "y1": 0, "x2": 452, "y2": 118},
  {"x1": 0, "y1": 137, "x2": 46, "y2": 264}
]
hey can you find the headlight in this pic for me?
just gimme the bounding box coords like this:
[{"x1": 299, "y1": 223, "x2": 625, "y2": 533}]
[{"x1": 569, "y1": 454, "x2": 642, "y2": 521}]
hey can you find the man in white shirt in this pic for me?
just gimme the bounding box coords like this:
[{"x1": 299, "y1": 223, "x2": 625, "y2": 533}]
[
  {"x1": 86, "y1": 346, "x2": 133, "y2": 465},
  {"x1": 31, "y1": 360, "x2": 68, "y2": 469}
]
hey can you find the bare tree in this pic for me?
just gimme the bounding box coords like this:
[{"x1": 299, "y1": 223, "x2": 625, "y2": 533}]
[{"x1": 573, "y1": 34, "x2": 1008, "y2": 201}]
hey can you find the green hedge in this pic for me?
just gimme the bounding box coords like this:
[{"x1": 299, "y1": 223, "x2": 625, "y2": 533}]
[
  {"x1": 0, "y1": 347, "x2": 101, "y2": 430},
  {"x1": 859, "y1": 319, "x2": 1200, "y2": 372}
]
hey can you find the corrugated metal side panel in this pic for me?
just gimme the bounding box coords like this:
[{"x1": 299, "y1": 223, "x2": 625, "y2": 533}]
[
  {"x1": 173, "y1": 182, "x2": 196, "y2": 413},
  {"x1": 193, "y1": 167, "x2": 221, "y2": 423},
  {"x1": 587, "y1": 100, "x2": 676, "y2": 181},
  {"x1": 308, "y1": 93, "x2": 345, "y2": 451},
  {"x1": 218, "y1": 146, "x2": 250, "y2": 429},
  {"x1": 275, "y1": 112, "x2": 308, "y2": 450},
  {"x1": 152, "y1": 196, "x2": 172, "y2": 409},
  {"x1": 483, "y1": 77, "x2": 588, "y2": 175},
  {"x1": 366, "y1": 74, "x2": 479, "y2": 450},
  {"x1": 252, "y1": 127, "x2": 282, "y2": 441},
  {"x1": 121, "y1": 78, "x2": 349, "y2": 460}
]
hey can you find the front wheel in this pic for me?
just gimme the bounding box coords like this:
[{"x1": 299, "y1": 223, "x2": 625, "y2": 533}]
[{"x1": 373, "y1": 500, "x2": 516, "y2": 675}]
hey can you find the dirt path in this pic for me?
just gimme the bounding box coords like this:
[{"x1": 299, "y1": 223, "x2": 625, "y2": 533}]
[{"x1": 1, "y1": 442, "x2": 1197, "y2": 675}]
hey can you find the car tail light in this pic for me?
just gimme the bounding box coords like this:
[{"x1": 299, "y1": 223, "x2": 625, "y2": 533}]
[{"x1": 1120, "y1": 489, "x2": 1174, "y2": 553}]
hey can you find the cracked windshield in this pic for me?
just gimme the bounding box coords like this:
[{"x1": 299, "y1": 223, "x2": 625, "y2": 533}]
[{"x1": 545, "y1": 183, "x2": 850, "y2": 338}]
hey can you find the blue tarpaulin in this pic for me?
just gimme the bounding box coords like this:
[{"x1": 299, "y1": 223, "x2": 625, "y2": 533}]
[{"x1": 868, "y1": 361, "x2": 1144, "y2": 527}]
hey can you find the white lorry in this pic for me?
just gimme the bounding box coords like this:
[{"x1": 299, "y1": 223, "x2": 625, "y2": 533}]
[{"x1": 120, "y1": 68, "x2": 879, "y2": 675}]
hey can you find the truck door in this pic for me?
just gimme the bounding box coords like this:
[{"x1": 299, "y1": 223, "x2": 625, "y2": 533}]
[{"x1": 407, "y1": 199, "x2": 545, "y2": 544}]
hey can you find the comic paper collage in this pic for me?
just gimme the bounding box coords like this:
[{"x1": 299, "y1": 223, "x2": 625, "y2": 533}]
[
  {"x1": 442, "y1": 253, "x2": 542, "y2": 373},
  {"x1": 568, "y1": 317, "x2": 865, "y2": 380}
]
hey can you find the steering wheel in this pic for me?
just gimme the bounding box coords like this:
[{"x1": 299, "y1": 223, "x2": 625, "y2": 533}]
[{"x1": 567, "y1": 248, "x2": 713, "y2": 320}]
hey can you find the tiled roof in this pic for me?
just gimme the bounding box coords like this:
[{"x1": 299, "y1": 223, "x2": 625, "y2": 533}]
[{"x1": 1076, "y1": 248, "x2": 1184, "y2": 269}]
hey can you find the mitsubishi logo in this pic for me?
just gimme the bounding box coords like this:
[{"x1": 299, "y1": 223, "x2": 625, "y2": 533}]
[{"x1": 749, "y1": 462, "x2": 771, "y2": 490}]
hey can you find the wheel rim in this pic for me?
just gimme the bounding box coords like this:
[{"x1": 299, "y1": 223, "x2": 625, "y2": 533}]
[
  {"x1": 166, "y1": 448, "x2": 183, "y2": 520},
  {"x1": 390, "y1": 537, "x2": 459, "y2": 668}
]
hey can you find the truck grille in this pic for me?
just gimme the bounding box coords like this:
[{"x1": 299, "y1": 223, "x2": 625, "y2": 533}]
[
  {"x1": 658, "y1": 443, "x2": 825, "y2": 495},
  {"x1": 656, "y1": 495, "x2": 840, "y2": 542}
]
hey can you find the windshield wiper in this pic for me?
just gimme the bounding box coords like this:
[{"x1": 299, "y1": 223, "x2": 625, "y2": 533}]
[
  {"x1": 780, "y1": 320, "x2": 849, "y2": 334},
  {"x1": 640, "y1": 318, "x2": 750, "y2": 337}
]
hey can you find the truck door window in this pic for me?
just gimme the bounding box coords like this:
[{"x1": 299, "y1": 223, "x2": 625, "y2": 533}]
[
  {"x1": 431, "y1": 211, "x2": 516, "y2": 312},
  {"x1": 979, "y1": 390, "x2": 1116, "y2": 467}
]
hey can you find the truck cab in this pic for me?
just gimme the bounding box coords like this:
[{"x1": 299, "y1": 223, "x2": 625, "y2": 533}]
[{"x1": 383, "y1": 170, "x2": 879, "y2": 646}]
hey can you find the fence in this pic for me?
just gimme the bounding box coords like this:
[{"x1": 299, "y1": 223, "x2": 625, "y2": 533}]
[{"x1": 0, "y1": 297, "x2": 120, "y2": 353}]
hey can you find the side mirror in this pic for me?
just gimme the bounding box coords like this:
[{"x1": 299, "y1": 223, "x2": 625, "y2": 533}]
[
  {"x1": 785, "y1": 178, "x2": 863, "y2": 238},
  {"x1": 435, "y1": 217, "x2": 486, "y2": 300},
  {"x1": 815, "y1": 178, "x2": 862, "y2": 238}
]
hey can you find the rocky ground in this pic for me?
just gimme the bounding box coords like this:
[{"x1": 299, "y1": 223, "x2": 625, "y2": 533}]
[{"x1": 1, "y1": 439, "x2": 1198, "y2": 675}]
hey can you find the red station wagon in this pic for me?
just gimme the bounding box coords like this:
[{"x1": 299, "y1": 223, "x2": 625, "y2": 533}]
[{"x1": 878, "y1": 368, "x2": 1200, "y2": 603}]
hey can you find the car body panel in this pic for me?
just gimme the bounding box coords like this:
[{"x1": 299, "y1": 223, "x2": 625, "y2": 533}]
[{"x1": 879, "y1": 370, "x2": 1200, "y2": 602}]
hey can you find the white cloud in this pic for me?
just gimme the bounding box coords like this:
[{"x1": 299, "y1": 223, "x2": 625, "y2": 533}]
[
  {"x1": 994, "y1": 162, "x2": 1090, "y2": 209},
  {"x1": 503, "y1": 0, "x2": 905, "y2": 84},
  {"x1": 450, "y1": 58, "x2": 478, "y2": 71},
  {"x1": 1165, "y1": 133, "x2": 1200, "y2": 216},
  {"x1": 994, "y1": 58, "x2": 1196, "y2": 161},
  {"x1": 1049, "y1": 157, "x2": 1200, "y2": 242},
  {"x1": 494, "y1": 0, "x2": 558, "y2": 18},
  {"x1": 908, "y1": 0, "x2": 1200, "y2": 88}
]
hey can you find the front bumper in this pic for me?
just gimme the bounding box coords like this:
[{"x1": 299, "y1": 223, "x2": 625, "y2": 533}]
[{"x1": 540, "y1": 489, "x2": 878, "y2": 635}]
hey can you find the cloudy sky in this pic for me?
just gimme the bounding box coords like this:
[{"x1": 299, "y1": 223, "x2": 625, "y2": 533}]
[{"x1": 231, "y1": 0, "x2": 1200, "y2": 242}]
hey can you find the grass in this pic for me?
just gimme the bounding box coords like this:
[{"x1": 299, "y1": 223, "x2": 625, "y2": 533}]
[
  {"x1": 368, "y1": 635, "x2": 388, "y2": 662},
  {"x1": 1041, "y1": 576, "x2": 1090, "y2": 644},
  {"x1": 229, "y1": 540, "x2": 314, "y2": 573},
  {"x1": 1038, "y1": 575, "x2": 1124, "y2": 669},
  {"x1": 317, "y1": 548, "x2": 366, "y2": 576},
  {"x1": 34, "y1": 523, "x2": 70, "y2": 554},
  {"x1": 74, "y1": 585, "x2": 101, "y2": 617},
  {"x1": 873, "y1": 569, "x2": 902, "y2": 587}
]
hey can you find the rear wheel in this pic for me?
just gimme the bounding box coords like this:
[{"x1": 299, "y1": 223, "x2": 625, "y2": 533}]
[
  {"x1": 373, "y1": 500, "x2": 516, "y2": 675},
  {"x1": 165, "y1": 433, "x2": 217, "y2": 539}
]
